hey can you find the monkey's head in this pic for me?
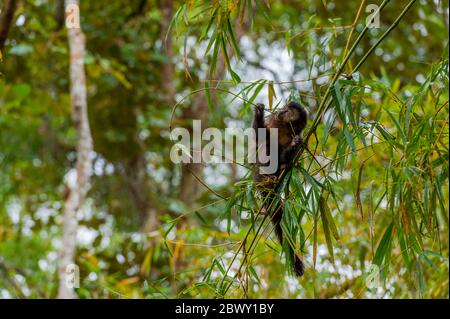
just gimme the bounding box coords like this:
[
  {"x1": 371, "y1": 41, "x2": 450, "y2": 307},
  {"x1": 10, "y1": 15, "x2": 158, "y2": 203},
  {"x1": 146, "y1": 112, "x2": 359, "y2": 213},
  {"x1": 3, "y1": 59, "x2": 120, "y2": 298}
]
[{"x1": 276, "y1": 101, "x2": 307, "y2": 132}]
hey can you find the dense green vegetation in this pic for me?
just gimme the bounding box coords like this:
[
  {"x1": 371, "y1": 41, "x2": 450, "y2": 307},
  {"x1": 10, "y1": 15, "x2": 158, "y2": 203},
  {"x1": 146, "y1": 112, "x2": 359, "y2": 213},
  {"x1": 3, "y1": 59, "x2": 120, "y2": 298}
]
[{"x1": 0, "y1": 0, "x2": 448, "y2": 298}]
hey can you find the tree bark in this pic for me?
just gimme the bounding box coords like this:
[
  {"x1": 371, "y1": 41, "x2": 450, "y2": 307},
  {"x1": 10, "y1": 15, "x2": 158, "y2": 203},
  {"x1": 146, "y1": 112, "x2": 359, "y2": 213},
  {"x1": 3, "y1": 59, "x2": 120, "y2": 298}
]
[
  {"x1": 58, "y1": 0, "x2": 93, "y2": 299},
  {"x1": 54, "y1": 0, "x2": 65, "y2": 31},
  {"x1": 124, "y1": 154, "x2": 159, "y2": 232},
  {"x1": 0, "y1": 0, "x2": 19, "y2": 53},
  {"x1": 160, "y1": 0, "x2": 175, "y2": 101}
]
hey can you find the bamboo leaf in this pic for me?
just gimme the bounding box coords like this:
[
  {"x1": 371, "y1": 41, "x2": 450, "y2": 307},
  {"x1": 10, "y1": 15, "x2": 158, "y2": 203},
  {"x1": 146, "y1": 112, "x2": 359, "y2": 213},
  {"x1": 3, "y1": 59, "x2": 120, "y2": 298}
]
[
  {"x1": 220, "y1": 34, "x2": 241, "y2": 83},
  {"x1": 268, "y1": 81, "x2": 276, "y2": 111},
  {"x1": 226, "y1": 18, "x2": 240, "y2": 58},
  {"x1": 319, "y1": 194, "x2": 340, "y2": 241},
  {"x1": 194, "y1": 211, "x2": 209, "y2": 226},
  {"x1": 313, "y1": 213, "x2": 318, "y2": 269},
  {"x1": 355, "y1": 161, "x2": 365, "y2": 219},
  {"x1": 248, "y1": 266, "x2": 261, "y2": 285},
  {"x1": 319, "y1": 194, "x2": 337, "y2": 263},
  {"x1": 204, "y1": 80, "x2": 213, "y2": 111},
  {"x1": 373, "y1": 222, "x2": 394, "y2": 266}
]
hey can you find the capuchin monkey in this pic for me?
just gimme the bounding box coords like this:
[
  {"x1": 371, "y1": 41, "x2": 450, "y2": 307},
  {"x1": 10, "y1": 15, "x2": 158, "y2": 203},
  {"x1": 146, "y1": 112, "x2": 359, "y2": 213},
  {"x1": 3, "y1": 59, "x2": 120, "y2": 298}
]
[{"x1": 252, "y1": 101, "x2": 307, "y2": 276}]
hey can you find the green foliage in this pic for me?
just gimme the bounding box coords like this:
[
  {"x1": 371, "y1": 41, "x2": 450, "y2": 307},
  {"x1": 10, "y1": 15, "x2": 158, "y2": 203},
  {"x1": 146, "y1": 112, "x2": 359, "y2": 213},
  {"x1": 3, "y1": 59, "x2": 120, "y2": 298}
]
[{"x1": 0, "y1": 0, "x2": 448, "y2": 299}]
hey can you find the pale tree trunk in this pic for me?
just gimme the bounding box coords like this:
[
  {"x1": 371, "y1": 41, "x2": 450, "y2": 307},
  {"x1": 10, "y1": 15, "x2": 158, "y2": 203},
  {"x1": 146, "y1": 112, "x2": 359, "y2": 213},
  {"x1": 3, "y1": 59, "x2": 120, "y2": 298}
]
[
  {"x1": 0, "y1": 0, "x2": 19, "y2": 53},
  {"x1": 58, "y1": 0, "x2": 93, "y2": 299}
]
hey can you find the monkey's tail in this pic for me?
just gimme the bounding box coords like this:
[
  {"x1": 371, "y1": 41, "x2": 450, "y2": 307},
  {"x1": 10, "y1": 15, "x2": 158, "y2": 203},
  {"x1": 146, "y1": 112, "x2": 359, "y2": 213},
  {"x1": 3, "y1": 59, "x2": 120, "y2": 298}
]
[{"x1": 271, "y1": 202, "x2": 304, "y2": 277}]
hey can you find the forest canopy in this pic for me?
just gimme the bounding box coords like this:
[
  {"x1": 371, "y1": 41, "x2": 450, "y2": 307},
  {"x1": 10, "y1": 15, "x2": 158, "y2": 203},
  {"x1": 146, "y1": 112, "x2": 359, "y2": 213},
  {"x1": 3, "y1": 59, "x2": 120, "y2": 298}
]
[{"x1": 0, "y1": 0, "x2": 448, "y2": 299}]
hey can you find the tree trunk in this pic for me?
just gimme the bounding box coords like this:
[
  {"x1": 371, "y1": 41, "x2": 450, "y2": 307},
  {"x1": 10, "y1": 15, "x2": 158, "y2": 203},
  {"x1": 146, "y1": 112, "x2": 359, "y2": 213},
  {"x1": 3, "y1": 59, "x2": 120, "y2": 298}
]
[
  {"x1": 160, "y1": 0, "x2": 174, "y2": 101},
  {"x1": 124, "y1": 154, "x2": 159, "y2": 232},
  {"x1": 54, "y1": 0, "x2": 65, "y2": 31},
  {"x1": 58, "y1": 0, "x2": 93, "y2": 299},
  {"x1": 0, "y1": 0, "x2": 19, "y2": 53}
]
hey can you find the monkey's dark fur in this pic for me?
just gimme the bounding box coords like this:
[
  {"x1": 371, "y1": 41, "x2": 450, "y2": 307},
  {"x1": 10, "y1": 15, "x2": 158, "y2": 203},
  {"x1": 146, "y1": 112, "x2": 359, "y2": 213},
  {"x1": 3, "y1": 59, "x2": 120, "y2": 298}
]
[{"x1": 252, "y1": 101, "x2": 307, "y2": 276}]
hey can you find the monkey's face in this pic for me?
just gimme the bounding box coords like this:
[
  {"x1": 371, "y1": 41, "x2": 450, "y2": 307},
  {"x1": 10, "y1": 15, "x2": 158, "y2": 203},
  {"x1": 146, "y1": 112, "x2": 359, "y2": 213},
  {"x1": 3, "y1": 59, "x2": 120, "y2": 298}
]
[{"x1": 277, "y1": 102, "x2": 307, "y2": 124}]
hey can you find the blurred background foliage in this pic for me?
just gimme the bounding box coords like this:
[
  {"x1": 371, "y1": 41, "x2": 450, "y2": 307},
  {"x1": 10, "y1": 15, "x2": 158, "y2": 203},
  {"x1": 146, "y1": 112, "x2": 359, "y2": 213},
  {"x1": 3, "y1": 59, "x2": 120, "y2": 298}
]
[{"x1": 0, "y1": 0, "x2": 448, "y2": 298}]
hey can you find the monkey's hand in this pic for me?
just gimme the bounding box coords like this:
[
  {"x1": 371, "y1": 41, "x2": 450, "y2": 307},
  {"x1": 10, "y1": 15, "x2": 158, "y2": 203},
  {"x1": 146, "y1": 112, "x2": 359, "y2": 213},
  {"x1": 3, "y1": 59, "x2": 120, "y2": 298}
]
[
  {"x1": 280, "y1": 136, "x2": 302, "y2": 167},
  {"x1": 253, "y1": 104, "x2": 266, "y2": 134},
  {"x1": 255, "y1": 103, "x2": 265, "y2": 117},
  {"x1": 291, "y1": 135, "x2": 302, "y2": 147}
]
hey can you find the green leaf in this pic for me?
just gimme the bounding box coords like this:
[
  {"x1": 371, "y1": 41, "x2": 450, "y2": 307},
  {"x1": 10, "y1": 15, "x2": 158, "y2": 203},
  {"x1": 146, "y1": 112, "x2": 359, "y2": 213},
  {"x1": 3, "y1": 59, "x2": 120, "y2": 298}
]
[
  {"x1": 285, "y1": 30, "x2": 292, "y2": 55},
  {"x1": 200, "y1": 8, "x2": 217, "y2": 41},
  {"x1": 417, "y1": 256, "x2": 425, "y2": 298},
  {"x1": 248, "y1": 266, "x2": 261, "y2": 285},
  {"x1": 321, "y1": 110, "x2": 336, "y2": 147},
  {"x1": 268, "y1": 81, "x2": 276, "y2": 110},
  {"x1": 209, "y1": 34, "x2": 220, "y2": 78},
  {"x1": 220, "y1": 34, "x2": 241, "y2": 83},
  {"x1": 373, "y1": 222, "x2": 394, "y2": 267},
  {"x1": 12, "y1": 84, "x2": 31, "y2": 100},
  {"x1": 163, "y1": 221, "x2": 177, "y2": 238},
  {"x1": 331, "y1": 84, "x2": 356, "y2": 152},
  {"x1": 319, "y1": 193, "x2": 340, "y2": 241},
  {"x1": 215, "y1": 258, "x2": 226, "y2": 275},
  {"x1": 194, "y1": 211, "x2": 209, "y2": 226},
  {"x1": 205, "y1": 81, "x2": 213, "y2": 111},
  {"x1": 226, "y1": 18, "x2": 240, "y2": 59},
  {"x1": 319, "y1": 194, "x2": 336, "y2": 263}
]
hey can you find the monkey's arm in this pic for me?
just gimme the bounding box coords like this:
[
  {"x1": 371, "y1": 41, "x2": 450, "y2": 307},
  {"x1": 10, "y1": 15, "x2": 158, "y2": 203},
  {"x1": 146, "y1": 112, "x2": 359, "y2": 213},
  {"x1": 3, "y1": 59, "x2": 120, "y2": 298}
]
[{"x1": 252, "y1": 103, "x2": 266, "y2": 145}]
